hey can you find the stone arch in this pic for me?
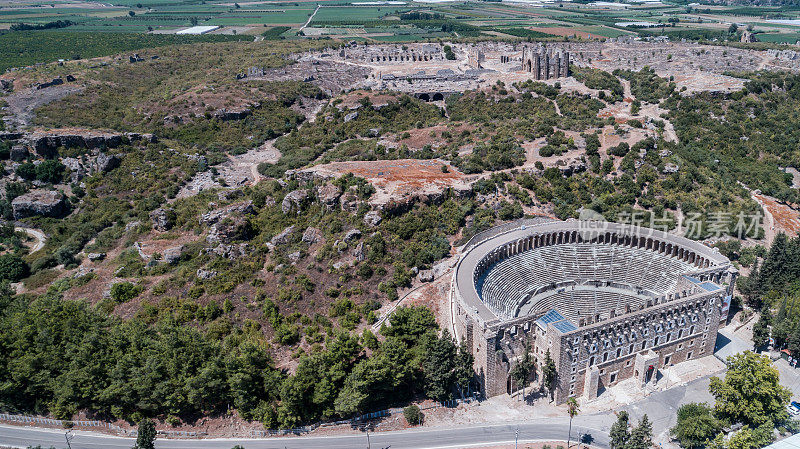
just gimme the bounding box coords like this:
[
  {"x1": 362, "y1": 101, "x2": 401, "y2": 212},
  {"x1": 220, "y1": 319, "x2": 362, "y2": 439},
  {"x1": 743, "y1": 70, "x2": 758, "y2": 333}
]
[
  {"x1": 418, "y1": 93, "x2": 430, "y2": 102},
  {"x1": 433, "y1": 92, "x2": 444, "y2": 101}
]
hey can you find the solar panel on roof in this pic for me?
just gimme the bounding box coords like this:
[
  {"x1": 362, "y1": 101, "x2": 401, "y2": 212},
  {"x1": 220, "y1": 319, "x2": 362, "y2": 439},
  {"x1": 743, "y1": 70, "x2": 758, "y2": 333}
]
[
  {"x1": 700, "y1": 282, "x2": 722, "y2": 292},
  {"x1": 553, "y1": 320, "x2": 578, "y2": 333},
  {"x1": 536, "y1": 309, "x2": 566, "y2": 326}
]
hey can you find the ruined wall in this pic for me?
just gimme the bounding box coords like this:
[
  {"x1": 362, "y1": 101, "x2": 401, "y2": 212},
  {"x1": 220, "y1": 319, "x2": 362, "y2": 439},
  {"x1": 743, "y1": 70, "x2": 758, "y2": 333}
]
[{"x1": 549, "y1": 290, "x2": 723, "y2": 404}]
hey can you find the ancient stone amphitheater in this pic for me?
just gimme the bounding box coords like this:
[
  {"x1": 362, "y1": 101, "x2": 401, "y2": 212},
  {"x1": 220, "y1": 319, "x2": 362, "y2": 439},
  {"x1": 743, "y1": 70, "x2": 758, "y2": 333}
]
[{"x1": 452, "y1": 219, "x2": 736, "y2": 403}]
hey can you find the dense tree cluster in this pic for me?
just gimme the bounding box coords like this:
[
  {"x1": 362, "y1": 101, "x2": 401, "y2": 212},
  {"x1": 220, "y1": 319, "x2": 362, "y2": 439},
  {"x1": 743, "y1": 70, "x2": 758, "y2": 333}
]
[
  {"x1": 609, "y1": 411, "x2": 654, "y2": 449},
  {"x1": 670, "y1": 352, "x2": 791, "y2": 449},
  {"x1": 738, "y1": 234, "x2": 800, "y2": 355},
  {"x1": 0, "y1": 285, "x2": 471, "y2": 429}
]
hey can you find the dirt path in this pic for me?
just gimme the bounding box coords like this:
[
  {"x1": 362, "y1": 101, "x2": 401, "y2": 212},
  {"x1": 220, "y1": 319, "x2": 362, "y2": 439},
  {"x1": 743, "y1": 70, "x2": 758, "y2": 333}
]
[
  {"x1": 299, "y1": 4, "x2": 320, "y2": 31},
  {"x1": 16, "y1": 226, "x2": 46, "y2": 253}
]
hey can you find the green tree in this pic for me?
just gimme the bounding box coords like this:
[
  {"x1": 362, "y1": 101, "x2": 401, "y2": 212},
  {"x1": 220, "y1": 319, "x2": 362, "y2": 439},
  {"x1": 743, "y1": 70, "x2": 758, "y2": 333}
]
[
  {"x1": 0, "y1": 254, "x2": 29, "y2": 282},
  {"x1": 709, "y1": 352, "x2": 790, "y2": 428},
  {"x1": 422, "y1": 330, "x2": 458, "y2": 402},
  {"x1": 134, "y1": 418, "x2": 156, "y2": 449},
  {"x1": 566, "y1": 396, "x2": 580, "y2": 448},
  {"x1": 752, "y1": 309, "x2": 771, "y2": 350},
  {"x1": 542, "y1": 349, "x2": 557, "y2": 402},
  {"x1": 670, "y1": 402, "x2": 722, "y2": 449},
  {"x1": 35, "y1": 160, "x2": 65, "y2": 184},
  {"x1": 110, "y1": 282, "x2": 142, "y2": 303},
  {"x1": 403, "y1": 404, "x2": 422, "y2": 425},
  {"x1": 610, "y1": 411, "x2": 630, "y2": 449},
  {"x1": 381, "y1": 305, "x2": 437, "y2": 345},
  {"x1": 627, "y1": 415, "x2": 652, "y2": 449},
  {"x1": 453, "y1": 340, "x2": 475, "y2": 398},
  {"x1": 510, "y1": 343, "x2": 533, "y2": 398}
]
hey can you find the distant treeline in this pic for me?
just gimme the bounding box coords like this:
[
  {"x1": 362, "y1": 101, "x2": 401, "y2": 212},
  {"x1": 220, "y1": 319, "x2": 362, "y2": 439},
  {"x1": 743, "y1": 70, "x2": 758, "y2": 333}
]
[
  {"x1": 501, "y1": 28, "x2": 559, "y2": 40},
  {"x1": 310, "y1": 19, "x2": 484, "y2": 37},
  {"x1": 398, "y1": 12, "x2": 443, "y2": 20},
  {"x1": 262, "y1": 26, "x2": 291, "y2": 39},
  {"x1": 9, "y1": 20, "x2": 74, "y2": 31}
]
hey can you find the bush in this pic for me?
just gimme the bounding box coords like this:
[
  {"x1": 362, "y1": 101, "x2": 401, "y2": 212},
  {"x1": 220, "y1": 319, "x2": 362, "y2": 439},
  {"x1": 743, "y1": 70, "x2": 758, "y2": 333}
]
[
  {"x1": 110, "y1": 282, "x2": 143, "y2": 303},
  {"x1": 0, "y1": 254, "x2": 29, "y2": 281},
  {"x1": 35, "y1": 160, "x2": 66, "y2": 184},
  {"x1": 404, "y1": 404, "x2": 422, "y2": 425}
]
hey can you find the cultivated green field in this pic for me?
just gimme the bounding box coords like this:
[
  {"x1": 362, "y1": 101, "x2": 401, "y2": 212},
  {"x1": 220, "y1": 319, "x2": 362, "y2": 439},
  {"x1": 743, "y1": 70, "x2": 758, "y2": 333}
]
[{"x1": 2, "y1": 0, "x2": 800, "y2": 72}]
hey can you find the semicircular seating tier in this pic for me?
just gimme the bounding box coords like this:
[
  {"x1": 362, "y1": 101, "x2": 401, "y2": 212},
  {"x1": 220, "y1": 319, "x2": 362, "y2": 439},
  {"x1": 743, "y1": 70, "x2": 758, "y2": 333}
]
[{"x1": 475, "y1": 242, "x2": 704, "y2": 322}]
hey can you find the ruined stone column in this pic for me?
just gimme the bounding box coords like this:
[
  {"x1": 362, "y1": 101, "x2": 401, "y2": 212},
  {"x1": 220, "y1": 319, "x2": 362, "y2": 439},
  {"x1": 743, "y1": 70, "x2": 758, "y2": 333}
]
[{"x1": 554, "y1": 52, "x2": 561, "y2": 78}]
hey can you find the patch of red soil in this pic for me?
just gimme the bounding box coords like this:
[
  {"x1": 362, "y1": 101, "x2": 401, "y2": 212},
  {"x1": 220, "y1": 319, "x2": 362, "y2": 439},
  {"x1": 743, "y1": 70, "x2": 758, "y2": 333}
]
[{"x1": 755, "y1": 194, "x2": 800, "y2": 237}]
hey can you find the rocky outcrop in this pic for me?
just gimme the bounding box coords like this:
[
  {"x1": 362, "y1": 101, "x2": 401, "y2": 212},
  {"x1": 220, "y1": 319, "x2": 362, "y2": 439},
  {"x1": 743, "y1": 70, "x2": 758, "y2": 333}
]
[
  {"x1": 95, "y1": 153, "x2": 120, "y2": 173},
  {"x1": 11, "y1": 189, "x2": 69, "y2": 219},
  {"x1": 87, "y1": 252, "x2": 106, "y2": 262},
  {"x1": 288, "y1": 251, "x2": 302, "y2": 263},
  {"x1": 210, "y1": 243, "x2": 248, "y2": 260},
  {"x1": 200, "y1": 201, "x2": 254, "y2": 225},
  {"x1": 558, "y1": 160, "x2": 586, "y2": 176},
  {"x1": 344, "y1": 229, "x2": 361, "y2": 242},
  {"x1": 0, "y1": 79, "x2": 12, "y2": 92},
  {"x1": 163, "y1": 245, "x2": 184, "y2": 264},
  {"x1": 213, "y1": 108, "x2": 252, "y2": 121},
  {"x1": 62, "y1": 157, "x2": 86, "y2": 183},
  {"x1": 197, "y1": 268, "x2": 217, "y2": 280},
  {"x1": 9, "y1": 146, "x2": 28, "y2": 161},
  {"x1": 364, "y1": 210, "x2": 382, "y2": 227},
  {"x1": 207, "y1": 215, "x2": 251, "y2": 244},
  {"x1": 340, "y1": 191, "x2": 360, "y2": 213},
  {"x1": 271, "y1": 225, "x2": 296, "y2": 246},
  {"x1": 281, "y1": 189, "x2": 308, "y2": 215},
  {"x1": 22, "y1": 131, "x2": 153, "y2": 159},
  {"x1": 150, "y1": 207, "x2": 176, "y2": 232},
  {"x1": 200, "y1": 201, "x2": 255, "y2": 244},
  {"x1": 352, "y1": 241, "x2": 365, "y2": 261},
  {"x1": 419, "y1": 270, "x2": 434, "y2": 283},
  {"x1": 302, "y1": 227, "x2": 323, "y2": 245},
  {"x1": 60, "y1": 152, "x2": 121, "y2": 182},
  {"x1": 317, "y1": 184, "x2": 341, "y2": 210},
  {"x1": 33, "y1": 77, "x2": 64, "y2": 90}
]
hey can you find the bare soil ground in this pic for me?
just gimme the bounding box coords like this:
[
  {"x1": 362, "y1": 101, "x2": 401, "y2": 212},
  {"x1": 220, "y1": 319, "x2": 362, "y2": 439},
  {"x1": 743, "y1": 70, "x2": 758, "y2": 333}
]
[
  {"x1": 2, "y1": 84, "x2": 84, "y2": 130},
  {"x1": 754, "y1": 193, "x2": 800, "y2": 238},
  {"x1": 299, "y1": 159, "x2": 471, "y2": 207}
]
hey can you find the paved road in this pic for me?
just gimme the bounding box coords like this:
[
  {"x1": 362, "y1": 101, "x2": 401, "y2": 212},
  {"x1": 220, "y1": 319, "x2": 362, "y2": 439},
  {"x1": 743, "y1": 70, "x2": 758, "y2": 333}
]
[{"x1": 0, "y1": 420, "x2": 609, "y2": 449}]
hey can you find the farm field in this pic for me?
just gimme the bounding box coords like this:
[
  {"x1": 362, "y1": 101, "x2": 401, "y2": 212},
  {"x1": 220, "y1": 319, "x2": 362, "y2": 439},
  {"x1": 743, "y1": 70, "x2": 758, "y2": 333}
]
[{"x1": 2, "y1": 0, "x2": 800, "y2": 71}]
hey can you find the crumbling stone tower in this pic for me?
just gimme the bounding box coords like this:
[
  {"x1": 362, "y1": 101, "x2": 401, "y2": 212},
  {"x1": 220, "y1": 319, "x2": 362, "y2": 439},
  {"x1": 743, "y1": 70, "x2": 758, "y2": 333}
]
[{"x1": 522, "y1": 45, "x2": 570, "y2": 80}]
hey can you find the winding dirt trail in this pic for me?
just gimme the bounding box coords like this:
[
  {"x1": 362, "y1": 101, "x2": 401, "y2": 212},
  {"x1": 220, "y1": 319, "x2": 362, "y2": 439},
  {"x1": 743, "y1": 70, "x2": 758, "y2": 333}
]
[{"x1": 16, "y1": 227, "x2": 46, "y2": 253}]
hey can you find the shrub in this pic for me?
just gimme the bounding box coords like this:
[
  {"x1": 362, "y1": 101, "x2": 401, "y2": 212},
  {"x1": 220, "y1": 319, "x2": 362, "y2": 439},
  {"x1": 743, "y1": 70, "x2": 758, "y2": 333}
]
[
  {"x1": 0, "y1": 254, "x2": 29, "y2": 281},
  {"x1": 35, "y1": 160, "x2": 66, "y2": 183},
  {"x1": 404, "y1": 404, "x2": 422, "y2": 425},
  {"x1": 110, "y1": 282, "x2": 143, "y2": 303}
]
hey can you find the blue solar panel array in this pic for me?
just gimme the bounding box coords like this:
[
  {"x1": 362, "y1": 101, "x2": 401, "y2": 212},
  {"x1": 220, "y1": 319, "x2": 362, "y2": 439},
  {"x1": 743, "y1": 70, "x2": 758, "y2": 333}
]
[
  {"x1": 536, "y1": 309, "x2": 577, "y2": 334},
  {"x1": 683, "y1": 275, "x2": 722, "y2": 292},
  {"x1": 552, "y1": 320, "x2": 578, "y2": 333},
  {"x1": 699, "y1": 282, "x2": 721, "y2": 292}
]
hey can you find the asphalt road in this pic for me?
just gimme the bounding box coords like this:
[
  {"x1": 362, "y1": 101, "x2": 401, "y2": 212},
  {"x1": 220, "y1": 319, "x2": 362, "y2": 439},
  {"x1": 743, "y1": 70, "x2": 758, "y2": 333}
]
[{"x1": 0, "y1": 421, "x2": 609, "y2": 449}]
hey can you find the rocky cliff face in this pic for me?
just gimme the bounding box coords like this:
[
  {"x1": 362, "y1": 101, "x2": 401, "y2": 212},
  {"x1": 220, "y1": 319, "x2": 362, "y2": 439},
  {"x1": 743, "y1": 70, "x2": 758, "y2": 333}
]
[
  {"x1": 11, "y1": 189, "x2": 69, "y2": 219},
  {"x1": 23, "y1": 130, "x2": 156, "y2": 158}
]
